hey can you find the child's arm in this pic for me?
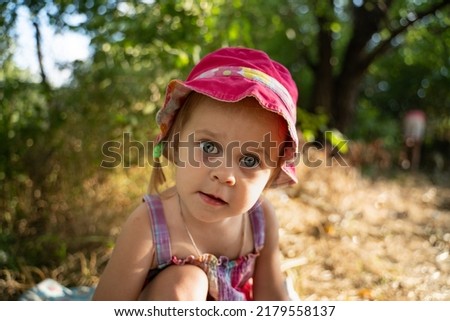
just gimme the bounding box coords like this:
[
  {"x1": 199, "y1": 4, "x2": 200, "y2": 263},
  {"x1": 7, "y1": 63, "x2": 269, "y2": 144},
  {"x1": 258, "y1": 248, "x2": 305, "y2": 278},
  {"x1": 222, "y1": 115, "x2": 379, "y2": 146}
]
[
  {"x1": 252, "y1": 198, "x2": 289, "y2": 300},
  {"x1": 92, "y1": 203, "x2": 154, "y2": 300}
]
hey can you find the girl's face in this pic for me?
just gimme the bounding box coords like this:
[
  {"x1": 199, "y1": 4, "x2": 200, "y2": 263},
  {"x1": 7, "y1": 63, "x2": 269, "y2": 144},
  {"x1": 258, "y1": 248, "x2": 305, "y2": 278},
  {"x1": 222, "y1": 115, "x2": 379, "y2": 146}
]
[{"x1": 174, "y1": 95, "x2": 286, "y2": 224}]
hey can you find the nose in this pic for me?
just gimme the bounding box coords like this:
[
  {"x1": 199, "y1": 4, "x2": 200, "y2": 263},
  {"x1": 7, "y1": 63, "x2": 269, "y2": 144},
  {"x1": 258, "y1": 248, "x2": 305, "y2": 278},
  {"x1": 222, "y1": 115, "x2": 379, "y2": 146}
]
[{"x1": 210, "y1": 165, "x2": 236, "y2": 186}]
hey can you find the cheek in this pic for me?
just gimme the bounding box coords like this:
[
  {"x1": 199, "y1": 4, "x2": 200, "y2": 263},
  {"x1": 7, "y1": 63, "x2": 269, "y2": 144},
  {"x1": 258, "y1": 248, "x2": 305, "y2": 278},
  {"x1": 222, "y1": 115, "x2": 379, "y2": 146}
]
[
  {"x1": 175, "y1": 167, "x2": 197, "y2": 195},
  {"x1": 259, "y1": 171, "x2": 274, "y2": 189},
  {"x1": 175, "y1": 156, "x2": 208, "y2": 186},
  {"x1": 240, "y1": 178, "x2": 268, "y2": 210},
  {"x1": 242, "y1": 167, "x2": 273, "y2": 182},
  {"x1": 242, "y1": 169, "x2": 272, "y2": 195}
]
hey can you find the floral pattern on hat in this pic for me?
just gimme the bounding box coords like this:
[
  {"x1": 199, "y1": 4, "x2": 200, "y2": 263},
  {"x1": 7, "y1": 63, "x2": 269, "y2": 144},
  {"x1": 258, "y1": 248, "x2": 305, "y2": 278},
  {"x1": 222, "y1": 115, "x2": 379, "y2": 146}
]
[{"x1": 196, "y1": 66, "x2": 296, "y2": 115}]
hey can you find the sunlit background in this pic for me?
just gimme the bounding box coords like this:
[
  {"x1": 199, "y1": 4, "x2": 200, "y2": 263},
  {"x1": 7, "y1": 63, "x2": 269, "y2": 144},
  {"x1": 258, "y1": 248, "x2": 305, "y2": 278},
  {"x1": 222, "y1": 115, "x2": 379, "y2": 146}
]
[{"x1": 1, "y1": 0, "x2": 449, "y2": 300}]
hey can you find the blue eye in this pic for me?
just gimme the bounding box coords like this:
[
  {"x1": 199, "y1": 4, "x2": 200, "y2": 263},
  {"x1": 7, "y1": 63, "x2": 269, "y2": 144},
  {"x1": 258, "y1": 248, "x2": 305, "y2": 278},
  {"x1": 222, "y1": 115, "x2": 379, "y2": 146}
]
[
  {"x1": 240, "y1": 155, "x2": 260, "y2": 168},
  {"x1": 200, "y1": 141, "x2": 219, "y2": 155}
]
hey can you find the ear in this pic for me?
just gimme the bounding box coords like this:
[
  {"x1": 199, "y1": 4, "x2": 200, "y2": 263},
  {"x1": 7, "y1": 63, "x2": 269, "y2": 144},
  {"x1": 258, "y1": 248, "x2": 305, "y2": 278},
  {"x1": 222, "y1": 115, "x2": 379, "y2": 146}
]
[
  {"x1": 280, "y1": 145, "x2": 296, "y2": 162},
  {"x1": 265, "y1": 147, "x2": 290, "y2": 189}
]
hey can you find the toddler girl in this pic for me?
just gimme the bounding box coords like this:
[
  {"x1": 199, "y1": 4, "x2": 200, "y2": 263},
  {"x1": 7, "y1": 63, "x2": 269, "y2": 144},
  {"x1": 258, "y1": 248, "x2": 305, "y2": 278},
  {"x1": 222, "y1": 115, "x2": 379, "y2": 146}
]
[{"x1": 93, "y1": 47, "x2": 299, "y2": 301}]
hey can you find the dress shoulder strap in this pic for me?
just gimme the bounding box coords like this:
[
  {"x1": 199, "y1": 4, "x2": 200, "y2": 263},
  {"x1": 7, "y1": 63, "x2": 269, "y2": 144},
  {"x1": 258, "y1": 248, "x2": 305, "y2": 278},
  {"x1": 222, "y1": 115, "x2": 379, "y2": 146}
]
[
  {"x1": 248, "y1": 201, "x2": 265, "y2": 251},
  {"x1": 143, "y1": 194, "x2": 172, "y2": 268}
]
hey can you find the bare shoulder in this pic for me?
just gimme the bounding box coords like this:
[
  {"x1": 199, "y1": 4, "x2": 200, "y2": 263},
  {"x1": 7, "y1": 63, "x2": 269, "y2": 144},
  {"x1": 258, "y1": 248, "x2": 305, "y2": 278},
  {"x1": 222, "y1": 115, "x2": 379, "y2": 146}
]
[
  {"x1": 117, "y1": 201, "x2": 155, "y2": 265},
  {"x1": 124, "y1": 201, "x2": 151, "y2": 231},
  {"x1": 92, "y1": 201, "x2": 155, "y2": 300},
  {"x1": 110, "y1": 202, "x2": 150, "y2": 247}
]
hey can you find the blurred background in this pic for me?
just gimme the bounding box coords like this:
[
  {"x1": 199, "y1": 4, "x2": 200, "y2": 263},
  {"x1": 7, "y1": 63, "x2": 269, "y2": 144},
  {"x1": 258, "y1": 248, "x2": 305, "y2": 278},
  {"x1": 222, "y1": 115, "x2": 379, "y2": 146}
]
[{"x1": 1, "y1": 0, "x2": 449, "y2": 300}]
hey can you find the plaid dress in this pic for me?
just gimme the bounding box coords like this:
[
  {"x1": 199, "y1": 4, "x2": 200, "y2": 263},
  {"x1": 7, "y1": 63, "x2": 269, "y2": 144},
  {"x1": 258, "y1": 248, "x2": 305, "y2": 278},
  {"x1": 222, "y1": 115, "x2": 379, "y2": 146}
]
[{"x1": 143, "y1": 194, "x2": 265, "y2": 301}]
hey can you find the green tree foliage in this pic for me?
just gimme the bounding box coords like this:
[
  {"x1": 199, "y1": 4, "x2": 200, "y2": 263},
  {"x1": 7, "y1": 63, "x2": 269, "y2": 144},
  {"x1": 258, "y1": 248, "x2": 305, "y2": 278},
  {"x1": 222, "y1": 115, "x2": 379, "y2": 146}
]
[
  {"x1": 0, "y1": 0, "x2": 449, "y2": 270},
  {"x1": 353, "y1": 6, "x2": 450, "y2": 160}
]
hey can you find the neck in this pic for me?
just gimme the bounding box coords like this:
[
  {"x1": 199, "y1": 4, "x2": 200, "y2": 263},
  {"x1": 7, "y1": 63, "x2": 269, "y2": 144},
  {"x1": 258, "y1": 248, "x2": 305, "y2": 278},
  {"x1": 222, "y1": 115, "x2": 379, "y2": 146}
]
[{"x1": 177, "y1": 195, "x2": 247, "y2": 258}]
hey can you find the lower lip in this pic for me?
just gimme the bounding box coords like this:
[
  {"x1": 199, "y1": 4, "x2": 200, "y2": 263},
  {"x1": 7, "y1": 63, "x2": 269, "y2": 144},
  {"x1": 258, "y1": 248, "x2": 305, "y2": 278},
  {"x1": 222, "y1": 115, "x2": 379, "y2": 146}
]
[{"x1": 198, "y1": 192, "x2": 227, "y2": 206}]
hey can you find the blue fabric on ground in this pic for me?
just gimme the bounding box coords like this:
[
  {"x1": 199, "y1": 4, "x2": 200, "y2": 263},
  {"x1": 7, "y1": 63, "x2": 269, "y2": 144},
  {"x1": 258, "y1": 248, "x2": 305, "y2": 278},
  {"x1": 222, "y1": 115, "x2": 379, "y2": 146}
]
[{"x1": 19, "y1": 278, "x2": 95, "y2": 301}]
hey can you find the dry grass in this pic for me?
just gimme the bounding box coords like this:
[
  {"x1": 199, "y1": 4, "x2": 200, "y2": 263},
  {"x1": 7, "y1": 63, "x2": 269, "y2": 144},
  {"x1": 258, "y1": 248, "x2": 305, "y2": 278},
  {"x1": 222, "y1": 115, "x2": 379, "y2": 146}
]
[
  {"x1": 1, "y1": 150, "x2": 449, "y2": 300},
  {"x1": 271, "y1": 150, "x2": 450, "y2": 300}
]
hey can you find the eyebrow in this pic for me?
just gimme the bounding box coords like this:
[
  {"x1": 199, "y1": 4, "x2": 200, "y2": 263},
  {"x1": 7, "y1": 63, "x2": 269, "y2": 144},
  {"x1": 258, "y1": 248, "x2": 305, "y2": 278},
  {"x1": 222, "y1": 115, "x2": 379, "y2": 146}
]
[{"x1": 193, "y1": 129, "x2": 219, "y2": 140}]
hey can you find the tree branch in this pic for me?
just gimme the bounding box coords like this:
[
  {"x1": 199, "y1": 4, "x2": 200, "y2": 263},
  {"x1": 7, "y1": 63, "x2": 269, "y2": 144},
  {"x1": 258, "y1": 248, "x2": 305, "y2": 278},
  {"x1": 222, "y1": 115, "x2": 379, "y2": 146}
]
[
  {"x1": 362, "y1": 1, "x2": 449, "y2": 70},
  {"x1": 339, "y1": 0, "x2": 393, "y2": 77},
  {"x1": 33, "y1": 19, "x2": 51, "y2": 91}
]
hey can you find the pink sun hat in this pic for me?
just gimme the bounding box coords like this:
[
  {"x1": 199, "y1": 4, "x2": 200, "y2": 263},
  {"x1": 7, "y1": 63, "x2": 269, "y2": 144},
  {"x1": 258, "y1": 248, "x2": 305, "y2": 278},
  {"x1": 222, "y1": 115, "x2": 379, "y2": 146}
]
[{"x1": 155, "y1": 47, "x2": 299, "y2": 187}]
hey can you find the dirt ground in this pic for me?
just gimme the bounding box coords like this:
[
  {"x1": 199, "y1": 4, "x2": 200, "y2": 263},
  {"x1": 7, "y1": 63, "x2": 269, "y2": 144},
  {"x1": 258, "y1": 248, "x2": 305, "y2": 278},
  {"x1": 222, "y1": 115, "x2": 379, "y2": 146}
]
[
  {"x1": 270, "y1": 150, "x2": 450, "y2": 300},
  {"x1": 1, "y1": 150, "x2": 449, "y2": 301}
]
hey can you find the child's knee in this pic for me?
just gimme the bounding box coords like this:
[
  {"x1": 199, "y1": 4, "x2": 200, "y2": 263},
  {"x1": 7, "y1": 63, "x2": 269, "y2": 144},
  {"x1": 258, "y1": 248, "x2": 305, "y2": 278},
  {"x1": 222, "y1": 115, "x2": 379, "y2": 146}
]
[
  {"x1": 140, "y1": 265, "x2": 208, "y2": 300},
  {"x1": 172, "y1": 264, "x2": 209, "y2": 293}
]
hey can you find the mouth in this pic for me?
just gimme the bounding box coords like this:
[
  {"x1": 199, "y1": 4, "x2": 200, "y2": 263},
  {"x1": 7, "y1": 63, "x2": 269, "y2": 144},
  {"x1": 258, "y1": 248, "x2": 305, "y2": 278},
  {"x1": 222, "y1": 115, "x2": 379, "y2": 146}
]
[{"x1": 198, "y1": 192, "x2": 228, "y2": 206}]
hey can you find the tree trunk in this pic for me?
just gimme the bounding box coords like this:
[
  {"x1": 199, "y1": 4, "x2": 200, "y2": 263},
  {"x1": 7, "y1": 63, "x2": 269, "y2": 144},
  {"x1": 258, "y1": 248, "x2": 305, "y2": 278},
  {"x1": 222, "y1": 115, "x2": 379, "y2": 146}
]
[
  {"x1": 33, "y1": 19, "x2": 50, "y2": 92},
  {"x1": 328, "y1": 1, "x2": 391, "y2": 133},
  {"x1": 330, "y1": 0, "x2": 449, "y2": 133},
  {"x1": 311, "y1": 16, "x2": 333, "y2": 115},
  {"x1": 332, "y1": 70, "x2": 366, "y2": 132}
]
